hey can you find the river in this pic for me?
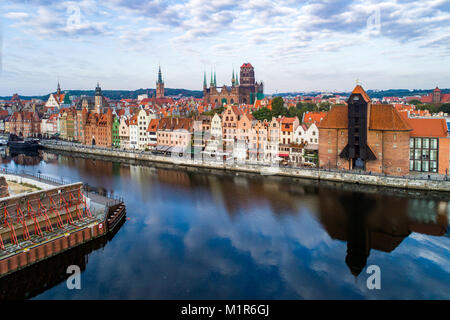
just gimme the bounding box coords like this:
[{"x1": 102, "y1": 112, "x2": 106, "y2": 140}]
[{"x1": 0, "y1": 149, "x2": 449, "y2": 299}]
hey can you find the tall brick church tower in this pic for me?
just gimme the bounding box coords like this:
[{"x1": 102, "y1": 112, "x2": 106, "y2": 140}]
[{"x1": 156, "y1": 65, "x2": 164, "y2": 98}]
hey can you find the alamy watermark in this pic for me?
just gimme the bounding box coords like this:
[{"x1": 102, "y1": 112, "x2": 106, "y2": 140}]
[
  {"x1": 169, "y1": 122, "x2": 283, "y2": 176},
  {"x1": 66, "y1": 264, "x2": 81, "y2": 290},
  {"x1": 366, "y1": 7, "x2": 381, "y2": 35},
  {"x1": 366, "y1": 265, "x2": 381, "y2": 290},
  {"x1": 66, "y1": 2, "x2": 82, "y2": 29}
]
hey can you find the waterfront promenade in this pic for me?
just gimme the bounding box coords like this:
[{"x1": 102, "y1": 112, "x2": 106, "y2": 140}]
[{"x1": 40, "y1": 140, "x2": 450, "y2": 192}]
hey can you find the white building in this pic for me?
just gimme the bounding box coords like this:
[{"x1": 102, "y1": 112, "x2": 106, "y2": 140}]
[
  {"x1": 294, "y1": 123, "x2": 319, "y2": 146},
  {"x1": 129, "y1": 114, "x2": 138, "y2": 149},
  {"x1": 137, "y1": 108, "x2": 156, "y2": 150},
  {"x1": 211, "y1": 113, "x2": 222, "y2": 139}
]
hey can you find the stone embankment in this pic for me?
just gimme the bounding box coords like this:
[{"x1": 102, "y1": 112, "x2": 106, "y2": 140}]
[{"x1": 41, "y1": 142, "x2": 450, "y2": 192}]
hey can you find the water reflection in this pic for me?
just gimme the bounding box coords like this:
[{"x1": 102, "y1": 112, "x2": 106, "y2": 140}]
[{"x1": 0, "y1": 150, "x2": 448, "y2": 299}]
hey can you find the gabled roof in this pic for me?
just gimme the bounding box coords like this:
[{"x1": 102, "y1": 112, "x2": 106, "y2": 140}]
[
  {"x1": 351, "y1": 85, "x2": 371, "y2": 103},
  {"x1": 369, "y1": 104, "x2": 411, "y2": 131},
  {"x1": 317, "y1": 105, "x2": 348, "y2": 129},
  {"x1": 147, "y1": 119, "x2": 160, "y2": 132}
]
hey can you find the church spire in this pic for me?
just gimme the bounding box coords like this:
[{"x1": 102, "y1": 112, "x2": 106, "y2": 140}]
[
  {"x1": 157, "y1": 65, "x2": 163, "y2": 85},
  {"x1": 203, "y1": 71, "x2": 207, "y2": 88},
  {"x1": 210, "y1": 70, "x2": 214, "y2": 87},
  {"x1": 57, "y1": 80, "x2": 61, "y2": 95},
  {"x1": 214, "y1": 70, "x2": 217, "y2": 87},
  {"x1": 232, "y1": 69, "x2": 235, "y2": 86},
  {"x1": 235, "y1": 69, "x2": 239, "y2": 85}
]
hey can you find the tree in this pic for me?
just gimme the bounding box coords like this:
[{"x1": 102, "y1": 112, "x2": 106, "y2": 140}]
[
  {"x1": 439, "y1": 103, "x2": 450, "y2": 114},
  {"x1": 409, "y1": 99, "x2": 422, "y2": 106},
  {"x1": 202, "y1": 106, "x2": 225, "y2": 116},
  {"x1": 253, "y1": 107, "x2": 272, "y2": 121},
  {"x1": 417, "y1": 104, "x2": 438, "y2": 114},
  {"x1": 318, "y1": 101, "x2": 331, "y2": 111},
  {"x1": 288, "y1": 106, "x2": 300, "y2": 118},
  {"x1": 271, "y1": 97, "x2": 288, "y2": 117}
]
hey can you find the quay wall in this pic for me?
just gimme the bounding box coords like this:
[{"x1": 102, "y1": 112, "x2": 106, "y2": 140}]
[
  {"x1": 0, "y1": 221, "x2": 106, "y2": 278},
  {"x1": 41, "y1": 143, "x2": 450, "y2": 192}
]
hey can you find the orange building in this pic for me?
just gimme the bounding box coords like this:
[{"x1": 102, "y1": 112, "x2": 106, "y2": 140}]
[
  {"x1": 318, "y1": 85, "x2": 412, "y2": 175},
  {"x1": 8, "y1": 110, "x2": 41, "y2": 137},
  {"x1": 82, "y1": 108, "x2": 113, "y2": 147},
  {"x1": 319, "y1": 85, "x2": 450, "y2": 176}
]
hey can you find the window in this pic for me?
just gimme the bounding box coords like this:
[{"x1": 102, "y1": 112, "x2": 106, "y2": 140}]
[
  {"x1": 430, "y1": 138, "x2": 438, "y2": 149},
  {"x1": 430, "y1": 150, "x2": 437, "y2": 161},
  {"x1": 422, "y1": 138, "x2": 429, "y2": 149},
  {"x1": 414, "y1": 161, "x2": 421, "y2": 171},
  {"x1": 415, "y1": 138, "x2": 422, "y2": 148}
]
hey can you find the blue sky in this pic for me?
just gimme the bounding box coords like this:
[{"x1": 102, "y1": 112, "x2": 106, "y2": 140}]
[{"x1": 0, "y1": 0, "x2": 449, "y2": 96}]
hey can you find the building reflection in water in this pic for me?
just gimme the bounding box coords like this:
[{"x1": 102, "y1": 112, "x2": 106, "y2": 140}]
[
  {"x1": 318, "y1": 188, "x2": 449, "y2": 277},
  {"x1": 0, "y1": 148, "x2": 43, "y2": 166}
]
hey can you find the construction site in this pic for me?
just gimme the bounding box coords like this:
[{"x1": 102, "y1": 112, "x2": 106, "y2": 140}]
[{"x1": 0, "y1": 170, "x2": 126, "y2": 279}]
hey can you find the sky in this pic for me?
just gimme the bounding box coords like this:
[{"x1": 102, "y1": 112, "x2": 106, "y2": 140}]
[{"x1": 0, "y1": 0, "x2": 449, "y2": 96}]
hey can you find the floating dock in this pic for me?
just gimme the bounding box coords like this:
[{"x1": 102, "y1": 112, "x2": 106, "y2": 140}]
[{"x1": 0, "y1": 171, "x2": 126, "y2": 279}]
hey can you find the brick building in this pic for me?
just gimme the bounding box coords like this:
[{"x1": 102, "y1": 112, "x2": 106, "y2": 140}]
[
  {"x1": 8, "y1": 110, "x2": 41, "y2": 137},
  {"x1": 203, "y1": 63, "x2": 264, "y2": 106},
  {"x1": 82, "y1": 108, "x2": 113, "y2": 147},
  {"x1": 318, "y1": 85, "x2": 412, "y2": 175}
]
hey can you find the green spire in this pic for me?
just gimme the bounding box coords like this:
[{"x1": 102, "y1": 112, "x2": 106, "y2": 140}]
[
  {"x1": 210, "y1": 71, "x2": 214, "y2": 86},
  {"x1": 232, "y1": 69, "x2": 235, "y2": 85},
  {"x1": 235, "y1": 69, "x2": 239, "y2": 85},
  {"x1": 157, "y1": 65, "x2": 163, "y2": 84},
  {"x1": 203, "y1": 71, "x2": 207, "y2": 87},
  {"x1": 214, "y1": 70, "x2": 217, "y2": 87}
]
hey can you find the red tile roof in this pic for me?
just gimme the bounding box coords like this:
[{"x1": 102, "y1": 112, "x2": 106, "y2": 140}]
[
  {"x1": 319, "y1": 104, "x2": 411, "y2": 131},
  {"x1": 303, "y1": 111, "x2": 327, "y2": 125},
  {"x1": 369, "y1": 104, "x2": 411, "y2": 131},
  {"x1": 406, "y1": 118, "x2": 448, "y2": 138}
]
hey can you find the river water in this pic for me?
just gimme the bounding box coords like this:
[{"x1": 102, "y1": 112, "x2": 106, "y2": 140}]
[{"x1": 0, "y1": 150, "x2": 449, "y2": 299}]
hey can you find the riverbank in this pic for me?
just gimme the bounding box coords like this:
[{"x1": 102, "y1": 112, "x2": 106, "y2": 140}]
[{"x1": 41, "y1": 141, "x2": 450, "y2": 192}]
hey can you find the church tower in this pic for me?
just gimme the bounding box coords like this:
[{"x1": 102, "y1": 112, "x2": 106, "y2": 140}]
[
  {"x1": 156, "y1": 65, "x2": 165, "y2": 98},
  {"x1": 95, "y1": 82, "x2": 104, "y2": 113},
  {"x1": 432, "y1": 87, "x2": 441, "y2": 104}
]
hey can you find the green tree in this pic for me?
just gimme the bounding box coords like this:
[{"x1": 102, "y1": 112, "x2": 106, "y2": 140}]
[
  {"x1": 253, "y1": 107, "x2": 273, "y2": 121},
  {"x1": 409, "y1": 99, "x2": 422, "y2": 106},
  {"x1": 439, "y1": 103, "x2": 450, "y2": 114},
  {"x1": 417, "y1": 104, "x2": 438, "y2": 114},
  {"x1": 318, "y1": 101, "x2": 331, "y2": 111},
  {"x1": 271, "y1": 97, "x2": 288, "y2": 117},
  {"x1": 202, "y1": 106, "x2": 225, "y2": 116},
  {"x1": 288, "y1": 106, "x2": 300, "y2": 118}
]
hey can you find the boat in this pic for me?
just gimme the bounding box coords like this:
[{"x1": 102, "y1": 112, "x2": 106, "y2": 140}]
[{"x1": 7, "y1": 134, "x2": 40, "y2": 152}]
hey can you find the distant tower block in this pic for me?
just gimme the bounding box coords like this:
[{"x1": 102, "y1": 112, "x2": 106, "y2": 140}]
[{"x1": 156, "y1": 65, "x2": 165, "y2": 98}]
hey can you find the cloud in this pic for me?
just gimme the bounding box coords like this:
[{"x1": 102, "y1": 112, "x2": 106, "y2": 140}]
[
  {"x1": 9, "y1": 6, "x2": 110, "y2": 38},
  {"x1": 3, "y1": 12, "x2": 30, "y2": 19}
]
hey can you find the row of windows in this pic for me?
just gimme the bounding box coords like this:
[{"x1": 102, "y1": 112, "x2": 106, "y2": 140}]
[
  {"x1": 410, "y1": 160, "x2": 437, "y2": 173},
  {"x1": 410, "y1": 138, "x2": 438, "y2": 149}
]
